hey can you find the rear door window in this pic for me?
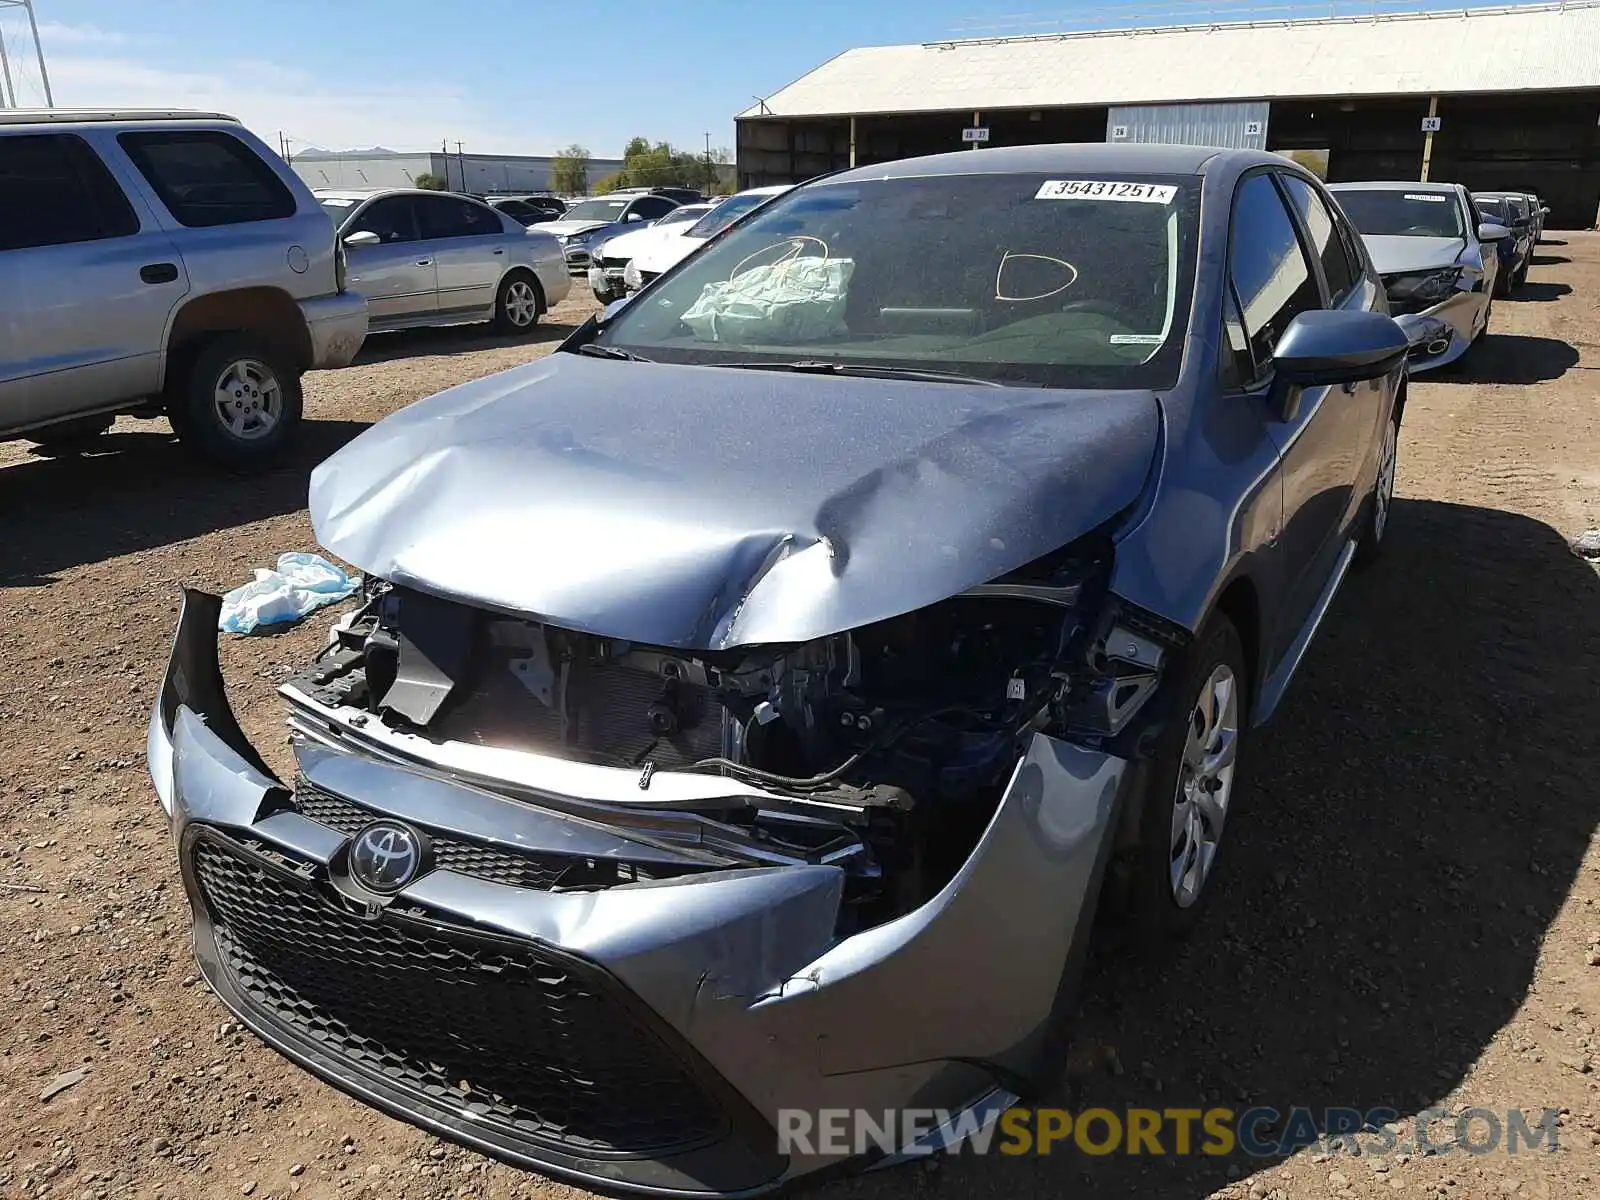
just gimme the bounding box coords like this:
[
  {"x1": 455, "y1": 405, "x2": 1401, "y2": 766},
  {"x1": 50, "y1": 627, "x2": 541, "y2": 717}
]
[
  {"x1": 1227, "y1": 172, "x2": 1322, "y2": 375},
  {"x1": 118, "y1": 129, "x2": 296, "y2": 228},
  {"x1": 629, "y1": 196, "x2": 677, "y2": 221},
  {"x1": 416, "y1": 194, "x2": 501, "y2": 239},
  {"x1": 0, "y1": 133, "x2": 140, "y2": 251}
]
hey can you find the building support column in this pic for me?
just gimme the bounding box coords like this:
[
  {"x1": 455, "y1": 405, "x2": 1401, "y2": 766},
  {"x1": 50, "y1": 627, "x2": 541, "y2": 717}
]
[
  {"x1": 849, "y1": 116, "x2": 857, "y2": 168},
  {"x1": 972, "y1": 110, "x2": 981, "y2": 149},
  {"x1": 1419, "y1": 95, "x2": 1439, "y2": 182}
]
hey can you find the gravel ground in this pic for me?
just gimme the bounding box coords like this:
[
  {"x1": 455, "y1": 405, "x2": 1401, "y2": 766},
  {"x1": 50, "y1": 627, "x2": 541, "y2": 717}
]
[{"x1": 2, "y1": 246, "x2": 1598, "y2": 1200}]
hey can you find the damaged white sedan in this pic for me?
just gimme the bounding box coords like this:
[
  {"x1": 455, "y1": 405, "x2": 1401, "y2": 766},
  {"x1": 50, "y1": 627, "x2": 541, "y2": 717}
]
[{"x1": 149, "y1": 143, "x2": 1407, "y2": 1195}]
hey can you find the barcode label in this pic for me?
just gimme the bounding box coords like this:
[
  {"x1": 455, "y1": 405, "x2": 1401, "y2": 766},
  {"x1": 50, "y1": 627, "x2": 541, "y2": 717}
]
[{"x1": 1035, "y1": 180, "x2": 1177, "y2": 203}]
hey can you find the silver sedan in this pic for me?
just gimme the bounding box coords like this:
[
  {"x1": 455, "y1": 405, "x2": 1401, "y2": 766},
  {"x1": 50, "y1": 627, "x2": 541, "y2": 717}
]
[{"x1": 317, "y1": 189, "x2": 571, "y2": 336}]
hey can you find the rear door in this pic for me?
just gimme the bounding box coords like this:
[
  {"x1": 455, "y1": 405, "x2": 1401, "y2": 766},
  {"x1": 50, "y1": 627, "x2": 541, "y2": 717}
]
[
  {"x1": 342, "y1": 195, "x2": 437, "y2": 326},
  {"x1": 415, "y1": 194, "x2": 504, "y2": 318},
  {"x1": 0, "y1": 131, "x2": 189, "y2": 432}
]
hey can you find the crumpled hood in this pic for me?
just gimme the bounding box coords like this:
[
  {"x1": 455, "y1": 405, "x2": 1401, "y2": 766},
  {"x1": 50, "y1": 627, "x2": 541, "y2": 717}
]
[
  {"x1": 593, "y1": 223, "x2": 684, "y2": 261},
  {"x1": 538, "y1": 218, "x2": 611, "y2": 238},
  {"x1": 309, "y1": 354, "x2": 1161, "y2": 650},
  {"x1": 634, "y1": 232, "x2": 708, "y2": 274},
  {"x1": 1362, "y1": 234, "x2": 1468, "y2": 275}
]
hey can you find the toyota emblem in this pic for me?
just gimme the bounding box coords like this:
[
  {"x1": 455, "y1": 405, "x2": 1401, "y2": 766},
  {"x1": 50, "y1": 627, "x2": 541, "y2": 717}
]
[{"x1": 348, "y1": 821, "x2": 425, "y2": 894}]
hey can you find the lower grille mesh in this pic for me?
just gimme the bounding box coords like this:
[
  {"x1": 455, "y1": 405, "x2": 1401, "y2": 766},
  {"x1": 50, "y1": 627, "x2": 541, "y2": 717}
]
[{"x1": 193, "y1": 837, "x2": 728, "y2": 1155}]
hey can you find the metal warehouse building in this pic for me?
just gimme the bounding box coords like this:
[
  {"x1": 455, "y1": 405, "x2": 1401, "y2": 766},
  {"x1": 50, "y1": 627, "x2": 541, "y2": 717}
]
[
  {"x1": 736, "y1": 1, "x2": 1600, "y2": 227},
  {"x1": 289, "y1": 148, "x2": 625, "y2": 196}
]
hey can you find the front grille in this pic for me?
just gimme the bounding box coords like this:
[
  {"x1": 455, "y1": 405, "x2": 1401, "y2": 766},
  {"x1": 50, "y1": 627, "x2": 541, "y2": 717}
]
[
  {"x1": 292, "y1": 779, "x2": 701, "y2": 889},
  {"x1": 594, "y1": 255, "x2": 628, "y2": 270},
  {"x1": 193, "y1": 836, "x2": 728, "y2": 1155}
]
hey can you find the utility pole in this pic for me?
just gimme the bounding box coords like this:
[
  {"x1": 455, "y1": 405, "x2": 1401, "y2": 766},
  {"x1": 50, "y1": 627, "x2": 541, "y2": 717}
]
[
  {"x1": 704, "y1": 131, "x2": 714, "y2": 192},
  {"x1": 455, "y1": 141, "x2": 467, "y2": 194}
]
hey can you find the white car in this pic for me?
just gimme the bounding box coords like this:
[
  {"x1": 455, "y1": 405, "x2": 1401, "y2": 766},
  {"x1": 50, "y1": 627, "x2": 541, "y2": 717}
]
[
  {"x1": 586, "y1": 203, "x2": 715, "y2": 302},
  {"x1": 620, "y1": 185, "x2": 793, "y2": 295}
]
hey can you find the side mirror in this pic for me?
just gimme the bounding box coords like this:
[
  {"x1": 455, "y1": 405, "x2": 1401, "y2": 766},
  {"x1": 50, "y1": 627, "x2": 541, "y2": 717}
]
[
  {"x1": 1270, "y1": 309, "x2": 1408, "y2": 419},
  {"x1": 343, "y1": 230, "x2": 381, "y2": 248},
  {"x1": 625, "y1": 212, "x2": 645, "y2": 223},
  {"x1": 1540, "y1": 206, "x2": 1551, "y2": 216},
  {"x1": 1478, "y1": 222, "x2": 1509, "y2": 242}
]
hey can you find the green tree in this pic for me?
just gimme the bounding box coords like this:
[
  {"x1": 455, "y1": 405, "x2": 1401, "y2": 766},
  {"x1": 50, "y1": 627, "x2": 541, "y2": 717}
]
[
  {"x1": 412, "y1": 171, "x2": 448, "y2": 190},
  {"x1": 550, "y1": 144, "x2": 591, "y2": 195},
  {"x1": 593, "y1": 171, "x2": 624, "y2": 195},
  {"x1": 610, "y1": 137, "x2": 720, "y2": 191}
]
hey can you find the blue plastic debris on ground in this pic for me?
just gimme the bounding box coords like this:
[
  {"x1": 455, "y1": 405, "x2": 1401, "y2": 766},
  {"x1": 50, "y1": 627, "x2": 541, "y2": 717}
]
[{"x1": 218, "y1": 552, "x2": 358, "y2": 635}]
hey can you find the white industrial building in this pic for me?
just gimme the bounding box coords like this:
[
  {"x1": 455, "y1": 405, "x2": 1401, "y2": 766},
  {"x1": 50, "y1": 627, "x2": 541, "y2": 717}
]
[
  {"x1": 289, "y1": 148, "x2": 626, "y2": 196},
  {"x1": 737, "y1": 1, "x2": 1600, "y2": 226}
]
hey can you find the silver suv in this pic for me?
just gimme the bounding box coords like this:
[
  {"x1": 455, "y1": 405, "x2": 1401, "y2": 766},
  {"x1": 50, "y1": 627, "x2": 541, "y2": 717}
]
[{"x1": 0, "y1": 109, "x2": 369, "y2": 468}]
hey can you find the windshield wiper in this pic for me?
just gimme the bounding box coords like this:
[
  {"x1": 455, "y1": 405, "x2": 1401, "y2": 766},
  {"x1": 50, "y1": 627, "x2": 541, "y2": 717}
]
[
  {"x1": 574, "y1": 342, "x2": 652, "y2": 362},
  {"x1": 703, "y1": 360, "x2": 1000, "y2": 386}
]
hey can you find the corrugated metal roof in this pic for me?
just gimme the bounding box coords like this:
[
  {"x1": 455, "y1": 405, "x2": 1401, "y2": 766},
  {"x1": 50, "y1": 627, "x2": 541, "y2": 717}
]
[{"x1": 739, "y1": 2, "x2": 1600, "y2": 119}]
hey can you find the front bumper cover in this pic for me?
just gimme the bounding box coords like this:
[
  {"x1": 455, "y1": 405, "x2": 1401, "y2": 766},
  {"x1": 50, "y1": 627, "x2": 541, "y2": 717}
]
[{"x1": 149, "y1": 590, "x2": 1137, "y2": 1196}]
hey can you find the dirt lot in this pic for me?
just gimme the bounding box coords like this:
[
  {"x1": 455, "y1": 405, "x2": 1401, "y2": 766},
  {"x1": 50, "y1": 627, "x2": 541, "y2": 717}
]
[{"x1": 2, "y1": 247, "x2": 1598, "y2": 1200}]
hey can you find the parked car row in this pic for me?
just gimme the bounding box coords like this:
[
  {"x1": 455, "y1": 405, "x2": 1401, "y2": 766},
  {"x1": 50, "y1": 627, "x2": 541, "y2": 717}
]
[
  {"x1": 151, "y1": 142, "x2": 1423, "y2": 1197},
  {"x1": 0, "y1": 109, "x2": 579, "y2": 469},
  {"x1": 1325, "y1": 176, "x2": 1545, "y2": 373}
]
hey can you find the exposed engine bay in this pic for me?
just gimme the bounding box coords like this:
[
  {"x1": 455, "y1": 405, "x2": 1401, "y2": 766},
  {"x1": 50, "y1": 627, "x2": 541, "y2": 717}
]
[{"x1": 284, "y1": 542, "x2": 1183, "y2": 932}]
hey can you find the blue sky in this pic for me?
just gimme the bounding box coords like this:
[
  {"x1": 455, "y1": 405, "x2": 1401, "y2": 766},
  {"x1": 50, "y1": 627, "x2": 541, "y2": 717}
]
[{"x1": 2, "y1": 0, "x2": 1529, "y2": 158}]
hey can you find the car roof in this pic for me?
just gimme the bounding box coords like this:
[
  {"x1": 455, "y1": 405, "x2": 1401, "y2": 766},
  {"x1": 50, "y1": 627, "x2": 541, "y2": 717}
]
[
  {"x1": 313, "y1": 187, "x2": 489, "y2": 203},
  {"x1": 0, "y1": 107, "x2": 240, "y2": 126},
  {"x1": 824, "y1": 142, "x2": 1278, "y2": 183},
  {"x1": 1327, "y1": 180, "x2": 1459, "y2": 193}
]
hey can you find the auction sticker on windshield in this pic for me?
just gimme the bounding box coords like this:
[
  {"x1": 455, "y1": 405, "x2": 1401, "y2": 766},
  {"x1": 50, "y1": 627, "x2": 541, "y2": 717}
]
[
  {"x1": 1035, "y1": 180, "x2": 1177, "y2": 203},
  {"x1": 1403, "y1": 193, "x2": 1448, "y2": 202}
]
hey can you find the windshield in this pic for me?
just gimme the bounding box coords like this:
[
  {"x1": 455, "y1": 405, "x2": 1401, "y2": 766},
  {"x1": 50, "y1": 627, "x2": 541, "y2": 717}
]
[
  {"x1": 686, "y1": 191, "x2": 780, "y2": 239},
  {"x1": 1333, "y1": 189, "x2": 1464, "y2": 238},
  {"x1": 596, "y1": 172, "x2": 1199, "y2": 389},
  {"x1": 319, "y1": 197, "x2": 358, "y2": 225},
  {"x1": 563, "y1": 198, "x2": 631, "y2": 223}
]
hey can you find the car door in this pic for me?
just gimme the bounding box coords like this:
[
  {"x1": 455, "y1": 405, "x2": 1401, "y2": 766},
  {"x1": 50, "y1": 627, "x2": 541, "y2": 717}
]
[
  {"x1": 1225, "y1": 170, "x2": 1370, "y2": 673},
  {"x1": 415, "y1": 194, "x2": 505, "y2": 318},
  {"x1": 0, "y1": 131, "x2": 190, "y2": 432},
  {"x1": 341, "y1": 195, "x2": 437, "y2": 327}
]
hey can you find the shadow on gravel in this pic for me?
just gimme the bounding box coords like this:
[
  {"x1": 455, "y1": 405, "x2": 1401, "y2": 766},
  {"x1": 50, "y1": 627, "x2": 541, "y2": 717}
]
[
  {"x1": 1509, "y1": 281, "x2": 1572, "y2": 303},
  {"x1": 1444, "y1": 333, "x2": 1579, "y2": 385},
  {"x1": 838, "y1": 500, "x2": 1600, "y2": 1200},
  {"x1": 0, "y1": 419, "x2": 369, "y2": 587},
  {"x1": 1531, "y1": 254, "x2": 1570, "y2": 266},
  {"x1": 352, "y1": 320, "x2": 579, "y2": 366}
]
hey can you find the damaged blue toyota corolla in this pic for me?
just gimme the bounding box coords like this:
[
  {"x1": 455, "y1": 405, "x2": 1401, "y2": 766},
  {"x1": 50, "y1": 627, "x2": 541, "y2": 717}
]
[{"x1": 148, "y1": 144, "x2": 1408, "y2": 1196}]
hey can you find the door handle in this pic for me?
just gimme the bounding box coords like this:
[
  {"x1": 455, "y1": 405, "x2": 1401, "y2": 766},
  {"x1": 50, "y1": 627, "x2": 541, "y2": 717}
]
[
  {"x1": 140, "y1": 262, "x2": 179, "y2": 284},
  {"x1": 492, "y1": 248, "x2": 504, "y2": 255},
  {"x1": 416, "y1": 258, "x2": 433, "y2": 267}
]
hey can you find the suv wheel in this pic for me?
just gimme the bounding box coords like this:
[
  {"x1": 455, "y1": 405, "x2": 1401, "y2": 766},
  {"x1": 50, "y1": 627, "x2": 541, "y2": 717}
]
[
  {"x1": 173, "y1": 335, "x2": 302, "y2": 469},
  {"x1": 494, "y1": 273, "x2": 542, "y2": 334},
  {"x1": 1119, "y1": 614, "x2": 1249, "y2": 943}
]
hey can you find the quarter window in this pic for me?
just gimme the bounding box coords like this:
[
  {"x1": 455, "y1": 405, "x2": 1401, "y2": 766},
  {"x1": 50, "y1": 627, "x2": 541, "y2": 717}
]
[
  {"x1": 118, "y1": 130, "x2": 297, "y2": 228},
  {"x1": 1281, "y1": 175, "x2": 1358, "y2": 301},
  {"x1": 1227, "y1": 173, "x2": 1321, "y2": 372},
  {"x1": 0, "y1": 133, "x2": 140, "y2": 251}
]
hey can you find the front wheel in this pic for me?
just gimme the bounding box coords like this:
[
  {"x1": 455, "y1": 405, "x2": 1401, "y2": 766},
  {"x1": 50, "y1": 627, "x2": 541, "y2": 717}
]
[
  {"x1": 1355, "y1": 409, "x2": 1400, "y2": 568},
  {"x1": 1119, "y1": 614, "x2": 1249, "y2": 943},
  {"x1": 493, "y1": 273, "x2": 542, "y2": 335},
  {"x1": 172, "y1": 334, "x2": 302, "y2": 470}
]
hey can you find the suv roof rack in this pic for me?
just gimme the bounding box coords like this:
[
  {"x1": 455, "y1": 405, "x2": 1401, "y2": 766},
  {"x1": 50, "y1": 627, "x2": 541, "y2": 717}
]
[{"x1": 0, "y1": 107, "x2": 241, "y2": 126}]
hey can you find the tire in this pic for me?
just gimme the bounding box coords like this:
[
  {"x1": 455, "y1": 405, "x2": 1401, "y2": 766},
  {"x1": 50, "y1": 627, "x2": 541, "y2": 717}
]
[
  {"x1": 1118, "y1": 613, "x2": 1250, "y2": 943},
  {"x1": 172, "y1": 334, "x2": 302, "y2": 470},
  {"x1": 1515, "y1": 263, "x2": 1529, "y2": 288},
  {"x1": 29, "y1": 413, "x2": 114, "y2": 454},
  {"x1": 1495, "y1": 268, "x2": 1511, "y2": 298},
  {"x1": 1473, "y1": 300, "x2": 1492, "y2": 344},
  {"x1": 1354, "y1": 407, "x2": 1400, "y2": 568},
  {"x1": 493, "y1": 272, "x2": 543, "y2": 335}
]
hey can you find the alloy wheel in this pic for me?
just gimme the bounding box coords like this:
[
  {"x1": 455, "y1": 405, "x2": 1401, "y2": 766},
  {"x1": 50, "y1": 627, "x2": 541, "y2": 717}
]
[
  {"x1": 212, "y1": 359, "x2": 283, "y2": 442},
  {"x1": 1169, "y1": 664, "x2": 1239, "y2": 908},
  {"x1": 503, "y1": 280, "x2": 539, "y2": 327},
  {"x1": 1373, "y1": 419, "x2": 1398, "y2": 543}
]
